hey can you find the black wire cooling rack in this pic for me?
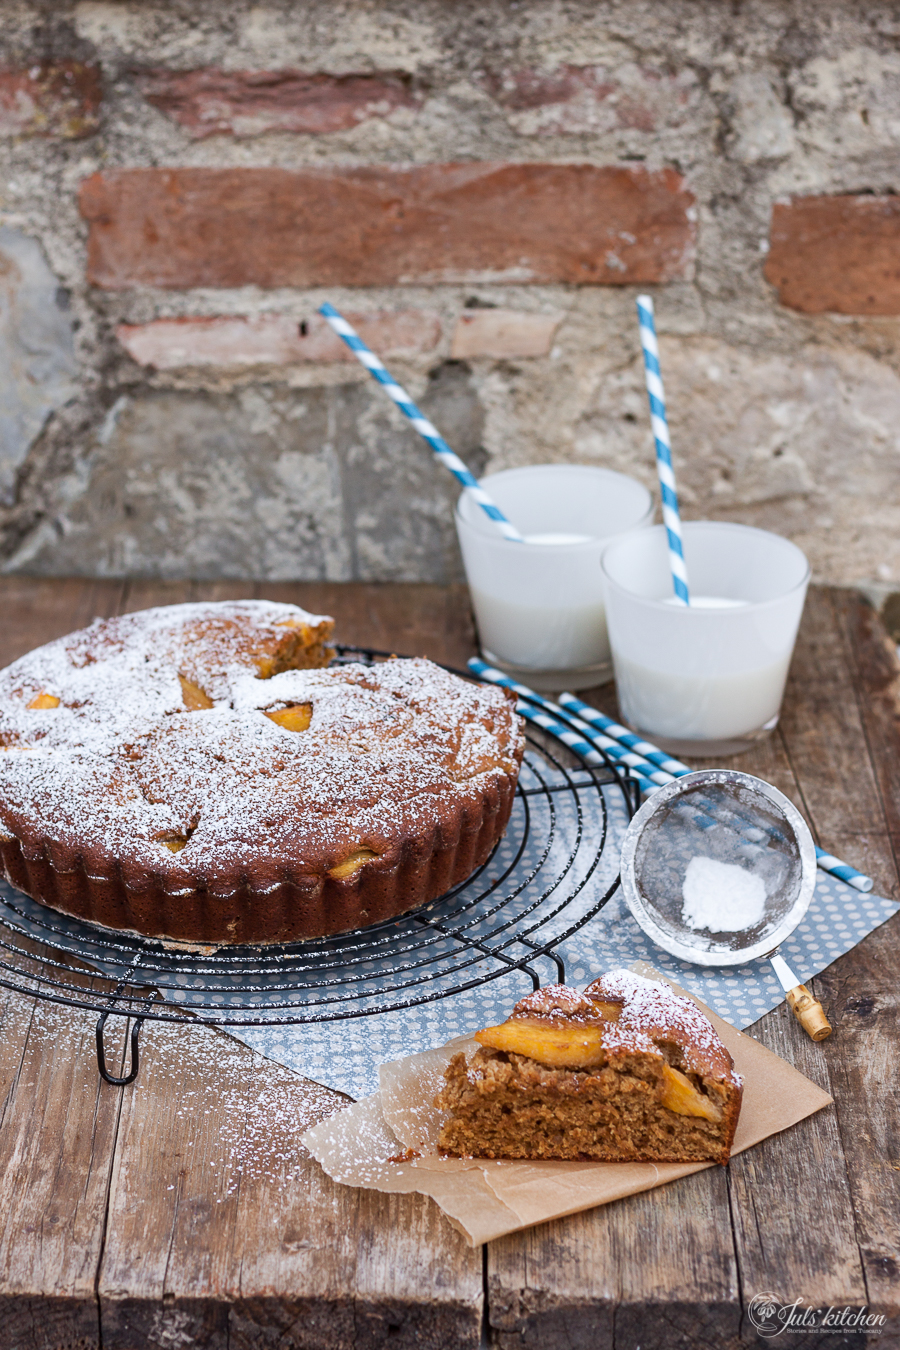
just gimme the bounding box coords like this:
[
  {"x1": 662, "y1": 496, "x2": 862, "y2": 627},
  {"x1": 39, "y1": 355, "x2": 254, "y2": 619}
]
[{"x1": 0, "y1": 646, "x2": 639, "y2": 1085}]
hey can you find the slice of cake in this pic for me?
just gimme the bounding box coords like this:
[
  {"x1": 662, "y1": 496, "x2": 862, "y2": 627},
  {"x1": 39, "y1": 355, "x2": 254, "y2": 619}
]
[{"x1": 437, "y1": 970, "x2": 742, "y2": 1163}]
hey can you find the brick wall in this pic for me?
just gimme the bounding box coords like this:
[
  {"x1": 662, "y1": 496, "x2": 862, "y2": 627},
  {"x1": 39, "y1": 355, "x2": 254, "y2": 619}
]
[{"x1": 1, "y1": 0, "x2": 900, "y2": 585}]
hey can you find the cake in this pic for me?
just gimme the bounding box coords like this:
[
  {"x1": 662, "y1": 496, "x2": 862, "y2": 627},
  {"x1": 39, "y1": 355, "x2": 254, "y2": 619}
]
[
  {"x1": 0, "y1": 600, "x2": 524, "y2": 944},
  {"x1": 437, "y1": 970, "x2": 743, "y2": 1163}
]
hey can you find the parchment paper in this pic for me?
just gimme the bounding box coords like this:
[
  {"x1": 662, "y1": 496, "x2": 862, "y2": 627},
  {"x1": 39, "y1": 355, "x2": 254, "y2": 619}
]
[{"x1": 302, "y1": 964, "x2": 833, "y2": 1245}]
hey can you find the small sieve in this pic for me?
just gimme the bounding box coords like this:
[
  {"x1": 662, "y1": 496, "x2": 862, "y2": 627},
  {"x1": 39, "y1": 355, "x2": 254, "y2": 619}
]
[{"x1": 620, "y1": 769, "x2": 831, "y2": 1040}]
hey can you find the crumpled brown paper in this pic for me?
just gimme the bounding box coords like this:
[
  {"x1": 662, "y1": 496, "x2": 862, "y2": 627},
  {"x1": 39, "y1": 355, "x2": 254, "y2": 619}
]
[{"x1": 302, "y1": 964, "x2": 832, "y2": 1245}]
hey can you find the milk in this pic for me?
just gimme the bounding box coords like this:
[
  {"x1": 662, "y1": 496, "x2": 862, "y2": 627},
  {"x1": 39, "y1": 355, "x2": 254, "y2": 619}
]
[
  {"x1": 524, "y1": 532, "x2": 592, "y2": 546},
  {"x1": 455, "y1": 465, "x2": 654, "y2": 684},
  {"x1": 614, "y1": 650, "x2": 791, "y2": 740},
  {"x1": 665, "y1": 596, "x2": 748, "y2": 611},
  {"x1": 472, "y1": 530, "x2": 604, "y2": 670},
  {"x1": 470, "y1": 587, "x2": 609, "y2": 670},
  {"x1": 602, "y1": 523, "x2": 810, "y2": 752}
]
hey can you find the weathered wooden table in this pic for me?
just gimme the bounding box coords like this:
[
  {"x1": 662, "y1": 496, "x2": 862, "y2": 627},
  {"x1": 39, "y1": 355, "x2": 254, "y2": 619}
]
[{"x1": 0, "y1": 577, "x2": 897, "y2": 1350}]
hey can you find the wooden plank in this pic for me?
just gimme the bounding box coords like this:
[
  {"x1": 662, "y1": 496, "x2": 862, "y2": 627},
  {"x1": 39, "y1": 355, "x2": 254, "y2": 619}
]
[
  {"x1": 488, "y1": 1169, "x2": 741, "y2": 1350},
  {"x1": 727, "y1": 1002, "x2": 869, "y2": 1317},
  {"x1": 837, "y1": 588, "x2": 900, "y2": 889},
  {"x1": 0, "y1": 576, "x2": 124, "y2": 667},
  {"x1": 817, "y1": 591, "x2": 900, "y2": 1332},
  {"x1": 726, "y1": 590, "x2": 894, "y2": 1333},
  {"x1": 194, "y1": 581, "x2": 259, "y2": 604},
  {"x1": 0, "y1": 985, "x2": 126, "y2": 1350},
  {"x1": 99, "y1": 1019, "x2": 484, "y2": 1349},
  {"x1": 118, "y1": 577, "x2": 197, "y2": 613},
  {"x1": 816, "y1": 920, "x2": 900, "y2": 1336},
  {"x1": 0, "y1": 579, "x2": 126, "y2": 1348},
  {"x1": 0, "y1": 578, "x2": 895, "y2": 1346},
  {"x1": 0, "y1": 577, "x2": 478, "y2": 670},
  {"x1": 116, "y1": 577, "x2": 478, "y2": 670},
  {"x1": 775, "y1": 587, "x2": 890, "y2": 843},
  {"x1": 494, "y1": 588, "x2": 877, "y2": 1344}
]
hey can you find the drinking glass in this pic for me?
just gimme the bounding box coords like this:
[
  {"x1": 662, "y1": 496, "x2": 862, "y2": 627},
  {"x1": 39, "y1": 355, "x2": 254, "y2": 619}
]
[
  {"x1": 455, "y1": 465, "x2": 653, "y2": 691},
  {"x1": 601, "y1": 522, "x2": 810, "y2": 754}
]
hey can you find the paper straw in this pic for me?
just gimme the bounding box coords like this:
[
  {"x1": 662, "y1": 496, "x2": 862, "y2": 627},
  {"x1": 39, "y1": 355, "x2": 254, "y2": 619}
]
[
  {"x1": 812, "y1": 849, "x2": 874, "y2": 893},
  {"x1": 558, "y1": 692, "x2": 692, "y2": 777},
  {"x1": 468, "y1": 660, "x2": 666, "y2": 791},
  {"x1": 636, "y1": 295, "x2": 689, "y2": 605},
  {"x1": 318, "y1": 303, "x2": 523, "y2": 543},
  {"x1": 512, "y1": 699, "x2": 658, "y2": 798},
  {"x1": 561, "y1": 695, "x2": 875, "y2": 891}
]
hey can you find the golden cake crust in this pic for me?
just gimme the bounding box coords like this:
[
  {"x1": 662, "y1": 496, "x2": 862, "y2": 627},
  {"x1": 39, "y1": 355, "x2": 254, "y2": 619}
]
[{"x1": 0, "y1": 601, "x2": 524, "y2": 944}]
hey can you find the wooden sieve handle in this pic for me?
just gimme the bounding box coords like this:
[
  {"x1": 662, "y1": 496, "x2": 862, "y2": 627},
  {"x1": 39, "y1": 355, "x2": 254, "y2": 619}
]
[{"x1": 786, "y1": 984, "x2": 832, "y2": 1041}]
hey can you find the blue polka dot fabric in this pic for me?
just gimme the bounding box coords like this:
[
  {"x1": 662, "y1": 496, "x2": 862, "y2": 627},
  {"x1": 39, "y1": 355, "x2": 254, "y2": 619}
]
[{"x1": 233, "y1": 765, "x2": 900, "y2": 1100}]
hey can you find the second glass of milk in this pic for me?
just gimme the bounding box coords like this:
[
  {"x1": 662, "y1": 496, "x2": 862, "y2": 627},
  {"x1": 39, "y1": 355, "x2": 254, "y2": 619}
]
[
  {"x1": 601, "y1": 522, "x2": 810, "y2": 755},
  {"x1": 455, "y1": 465, "x2": 654, "y2": 691}
]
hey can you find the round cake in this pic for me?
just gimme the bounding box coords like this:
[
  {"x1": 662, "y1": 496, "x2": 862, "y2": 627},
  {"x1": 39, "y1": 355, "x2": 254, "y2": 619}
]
[{"x1": 0, "y1": 601, "x2": 524, "y2": 944}]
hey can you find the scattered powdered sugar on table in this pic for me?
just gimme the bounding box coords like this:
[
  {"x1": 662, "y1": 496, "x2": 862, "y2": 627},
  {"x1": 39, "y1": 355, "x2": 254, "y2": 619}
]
[
  {"x1": 681, "y1": 856, "x2": 768, "y2": 933},
  {"x1": 144, "y1": 1020, "x2": 347, "y2": 1200}
]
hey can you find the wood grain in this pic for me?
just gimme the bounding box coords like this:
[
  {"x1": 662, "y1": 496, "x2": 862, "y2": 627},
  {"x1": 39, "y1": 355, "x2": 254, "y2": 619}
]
[
  {"x1": 819, "y1": 592, "x2": 900, "y2": 1332},
  {"x1": 0, "y1": 579, "x2": 897, "y2": 1348},
  {"x1": 489, "y1": 588, "x2": 900, "y2": 1346},
  {"x1": 98, "y1": 1020, "x2": 484, "y2": 1349},
  {"x1": 0, "y1": 576, "x2": 123, "y2": 666},
  {"x1": 727, "y1": 1005, "x2": 868, "y2": 1310},
  {"x1": 488, "y1": 1168, "x2": 741, "y2": 1350},
  {"x1": 0, "y1": 984, "x2": 125, "y2": 1350},
  {"x1": 256, "y1": 581, "x2": 478, "y2": 671}
]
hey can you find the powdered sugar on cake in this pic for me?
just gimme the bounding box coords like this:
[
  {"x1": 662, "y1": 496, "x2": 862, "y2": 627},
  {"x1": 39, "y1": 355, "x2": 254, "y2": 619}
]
[
  {"x1": 513, "y1": 969, "x2": 742, "y2": 1086},
  {"x1": 0, "y1": 601, "x2": 524, "y2": 928}
]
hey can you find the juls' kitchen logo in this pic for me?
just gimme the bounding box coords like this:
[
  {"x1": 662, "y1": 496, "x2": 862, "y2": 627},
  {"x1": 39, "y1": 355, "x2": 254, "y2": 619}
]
[{"x1": 748, "y1": 1293, "x2": 886, "y2": 1337}]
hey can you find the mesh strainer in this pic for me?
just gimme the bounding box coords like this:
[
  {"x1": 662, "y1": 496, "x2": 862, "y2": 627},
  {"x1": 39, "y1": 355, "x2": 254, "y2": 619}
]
[{"x1": 620, "y1": 769, "x2": 831, "y2": 1040}]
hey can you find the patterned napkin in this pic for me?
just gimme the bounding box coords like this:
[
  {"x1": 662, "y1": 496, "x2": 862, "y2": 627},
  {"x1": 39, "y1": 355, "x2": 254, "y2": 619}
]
[{"x1": 232, "y1": 759, "x2": 899, "y2": 1098}]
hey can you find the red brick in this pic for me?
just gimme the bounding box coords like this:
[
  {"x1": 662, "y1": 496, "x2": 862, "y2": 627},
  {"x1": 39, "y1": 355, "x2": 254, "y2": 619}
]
[
  {"x1": 116, "y1": 309, "x2": 441, "y2": 369},
  {"x1": 135, "y1": 68, "x2": 419, "y2": 139},
  {"x1": 765, "y1": 195, "x2": 900, "y2": 314},
  {"x1": 480, "y1": 65, "x2": 697, "y2": 137},
  {"x1": 79, "y1": 164, "x2": 695, "y2": 290},
  {"x1": 0, "y1": 62, "x2": 101, "y2": 139}
]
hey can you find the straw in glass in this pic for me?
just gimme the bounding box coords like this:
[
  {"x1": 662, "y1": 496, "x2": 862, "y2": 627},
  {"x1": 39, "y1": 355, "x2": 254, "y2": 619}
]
[
  {"x1": 318, "y1": 303, "x2": 524, "y2": 542},
  {"x1": 636, "y1": 294, "x2": 689, "y2": 605}
]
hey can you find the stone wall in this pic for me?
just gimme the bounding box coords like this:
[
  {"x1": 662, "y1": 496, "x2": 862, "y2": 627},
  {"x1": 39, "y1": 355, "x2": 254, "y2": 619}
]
[{"x1": 2, "y1": 0, "x2": 900, "y2": 585}]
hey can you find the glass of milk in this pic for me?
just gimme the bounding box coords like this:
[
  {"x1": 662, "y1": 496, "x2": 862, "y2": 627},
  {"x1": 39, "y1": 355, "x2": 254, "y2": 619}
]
[
  {"x1": 601, "y1": 522, "x2": 810, "y2": 755},
  {"x1": 455, "y1": 465, "x2": 654, "y2": 691}
]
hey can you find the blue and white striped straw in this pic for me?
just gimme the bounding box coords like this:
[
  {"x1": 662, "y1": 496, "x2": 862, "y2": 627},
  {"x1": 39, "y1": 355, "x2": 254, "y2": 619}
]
[
  {"x1": 318, "y1": 303, "x2": 523, "y2": 543},
  {"x1": 468, "y1": 659, "x2": 671, "y2": 787},
  {"x1": 812, "y1": 848, "x2": 874, "y2": 893},
  {"x1": 562, "y1": 690, "x2": 873, "y2": 891},
  {"x1": 636, "y1": 295, "x2": 689, "y2": 605},
  {"x1": 511, "y1": 698, "x2": 658, "y2": 798},
  {"x1": 558, "y1": 691, "x2": 691, "y2": 777},
  {"x1": 469, "y1": 662, "x2": 876, "y2": 893}
]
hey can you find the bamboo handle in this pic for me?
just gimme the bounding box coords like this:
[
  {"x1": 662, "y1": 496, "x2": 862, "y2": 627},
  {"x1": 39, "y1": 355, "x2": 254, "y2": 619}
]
[{"x1": 786, "y1": 984, "x2": 832, "y2": 1041}]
